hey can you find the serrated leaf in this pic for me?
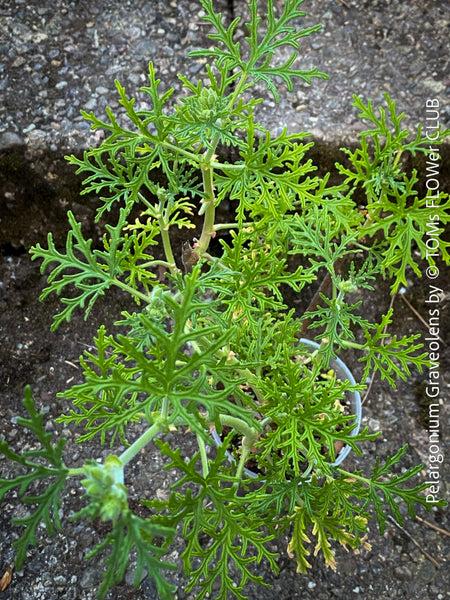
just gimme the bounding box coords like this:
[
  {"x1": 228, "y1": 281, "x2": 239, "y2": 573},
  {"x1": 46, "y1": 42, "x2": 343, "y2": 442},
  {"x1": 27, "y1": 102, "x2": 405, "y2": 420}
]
[
  {"x1": 30, "y1": 208, "x2": 137, "y2": 329},
  {"x1": 191, "y1": 0, "x2": 327, "y2": 102},
  {"x1": 359, "y1": 309, "x2": 429, "y2": 386},
  {"x1": 287, "y1": 507, "x2": 312, "y2": 573},
  {"x1": 78, "y1": 506, "x2": 176, "y2": 600},
  {"x1": 150, "y1": 439, "x2": 280, "y2": 600},
  {"x1": 0, "y1": 387, "x2": 69, "y2": 569},
  {"x1": 358, "y1": 444, "x2": 445, "y2": 534}
]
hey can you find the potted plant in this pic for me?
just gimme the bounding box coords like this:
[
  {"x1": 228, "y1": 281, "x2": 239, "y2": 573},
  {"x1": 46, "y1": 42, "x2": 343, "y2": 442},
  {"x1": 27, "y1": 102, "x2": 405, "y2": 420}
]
[{"x1": 1, "y1": 1, "x2": 448, "y2": 599}]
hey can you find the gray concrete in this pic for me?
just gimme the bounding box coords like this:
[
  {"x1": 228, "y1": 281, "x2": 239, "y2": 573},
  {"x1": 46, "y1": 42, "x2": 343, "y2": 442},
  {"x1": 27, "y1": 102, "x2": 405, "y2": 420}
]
[{"x1": 0, "y1": 0, "x2": 448, "y2": 155}]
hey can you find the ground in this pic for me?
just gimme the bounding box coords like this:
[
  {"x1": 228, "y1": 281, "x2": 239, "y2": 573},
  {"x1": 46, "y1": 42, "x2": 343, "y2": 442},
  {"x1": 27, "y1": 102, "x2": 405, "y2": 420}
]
[
  {"x1": 0, "y1": 211, "x2": 449, "y2": 599},
  {"x1": 0, "y1": 0, "x2": 449, "y2": 599}
]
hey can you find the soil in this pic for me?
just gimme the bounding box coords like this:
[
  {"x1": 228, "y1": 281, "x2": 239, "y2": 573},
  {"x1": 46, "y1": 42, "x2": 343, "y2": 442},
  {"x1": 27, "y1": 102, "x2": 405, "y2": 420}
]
[
  {"x1": 0, "y1": 1, "x2": 449, "y2": 599},
  {"x1": 0, "y1": 213, "x2": 449, "y2": 600}
]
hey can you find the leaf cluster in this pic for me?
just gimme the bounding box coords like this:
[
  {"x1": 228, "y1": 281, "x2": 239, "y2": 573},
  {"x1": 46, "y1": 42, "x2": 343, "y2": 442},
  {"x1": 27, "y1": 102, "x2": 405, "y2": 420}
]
[
  {"x1": 336, "y1": 93, "x2": 450, "y2": 291},
  {"x1": 2, "y1": 2, "x2": 448, "y2": 599},
  {"x1": 144, "y1": 437, "x2": 280, "y2": 599},
  {"x1": 252, "y1": 351, "x2": 374, "y2": 478},
  {"x1": 57, "y1": 268, "x2": 257, "y2": 445},
  {"x1": 0, "y1": 387, "x2": 69, "y2": 569},
  {"x1": 74, "y1": 494, "x2": 177, "y2": 600},
  {"x1": 191, "y1": 0, "x2": 328, "y2": 102}
]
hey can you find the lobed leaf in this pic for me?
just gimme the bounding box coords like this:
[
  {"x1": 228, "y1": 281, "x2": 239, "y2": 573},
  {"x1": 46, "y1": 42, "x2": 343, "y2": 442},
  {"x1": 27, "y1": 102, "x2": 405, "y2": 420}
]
[
  {"x1": 361, "y1": 445, "x2": 446, "y2": 534},
  {"x1": 191, "y1": 0, "x2": 327, "y2": 101},
  {"x1": 359, "y1": 309, "x2": 429, "y2": 387},
  {"x1": 0, "y1": 387, "x2": 69, "y2": 569}
]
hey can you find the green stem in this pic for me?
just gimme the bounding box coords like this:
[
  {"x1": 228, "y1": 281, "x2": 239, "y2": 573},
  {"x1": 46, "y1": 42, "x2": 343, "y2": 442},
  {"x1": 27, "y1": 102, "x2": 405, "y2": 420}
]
[
  {"x1": 113, "y1": 279, "x2": 152, "y2": 304},
  {"x1": 161, "y1": 396, "x2": 170, "y2": 421},
  {"x1": 210, "y1": 161, "x2": 245, "y2": 171},
  {"x1": 158, "y1": 215, "x2": 179, "y2": 275},
  {"x1": 68, "y1": 467, "x2": 86, "y2": 478},
  {"x1": 227, "y1": 71, "x2": 250, "y2": 110},
  {"x1": 340, "y1": 340, "x2": 365, "y2": 350},
  {"x1": 197, "y1": 144, "x2": 220, "y2": 254},
  {"x1": 139, "y1": 259, "x2": 173, "y2": 269},
  {"x1": 213, "y1": 222, "x2": 253, "y2": 231},
  {"x1": 119, "y1": 420, "x2": 163, "y2": 467},
  {"x1": 337, "y1": 468, "x2": 370, "y2": 486},
  {"x1": 237, "y1": 368, "x2": 266, "y2": 404},
  {"x1": 219, "y1": 414, "x2": 259, "y2": 441},
  {"x1": 196, "y1": 71, "x2": 251, "y2": 255},
  {"x1": 218, "y1": 411, "x2": 258, "y2": 483},
  {"x1": 137, "y1": 191, "x2": 155, "y2": 210},
  {"x1": 201, "y1": 251, "x2": 227, "y2": 270},
  {"x1": 160, "y1": 140, "x2": 202, "y2": 164},
  {"x1": 392, "y1": 149, "x2": 403, "y2": 171},
  {"x1": 197, "y1": 433, "x2": 209, "y2": 477},
  {"x1": 235, "y1": 434, "x2": 254, "y2": 481},
  {"x1": 205, "y1": 131, "x2": 221, "y2": 163}
]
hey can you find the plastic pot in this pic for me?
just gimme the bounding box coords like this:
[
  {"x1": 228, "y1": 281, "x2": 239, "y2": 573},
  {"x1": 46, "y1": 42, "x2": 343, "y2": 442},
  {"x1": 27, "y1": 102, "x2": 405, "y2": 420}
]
[{"x1": 212, "y1": 338, "x2": 362, "y2": 478}]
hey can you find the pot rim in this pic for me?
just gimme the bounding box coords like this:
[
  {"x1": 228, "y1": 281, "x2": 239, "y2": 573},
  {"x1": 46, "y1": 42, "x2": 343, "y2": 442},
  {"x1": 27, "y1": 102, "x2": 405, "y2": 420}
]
[
  {"x1": 212, "y1": 337, "x2": 362, "y2": 479},
  {"x1": 299, "y1": 338, "x2": 362, "y2": 467}
]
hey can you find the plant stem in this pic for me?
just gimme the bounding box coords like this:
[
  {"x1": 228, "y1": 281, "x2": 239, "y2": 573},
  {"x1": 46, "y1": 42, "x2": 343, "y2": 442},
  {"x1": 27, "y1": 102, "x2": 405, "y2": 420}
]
[
  {"x1": 161, "y1": 396, "x2": 170, "y2": 421},
  {"x1": 337, "y1": 468, "x2": 370, "y2": 486},
  {"x1": 197, "y1": 433, "x2": 209, "y2": 477},
  {"x1": 139, "y1": 259, "x2": 173, "y2": 269},
  {"x1": 160, "y1": 140, "x2": 202, "y2": 165},
  {"x1": 213, "y1": 222, "x2": 253, "y2": 231},
  {"x1": 228, "y1": 71, "x2": 250, "y2": 109},
  {"x1": 237, "y1": 369, "x2": 266, "y2": 404},
  {"x1": 201, "y1": 251, "x2": 227, "y2": 270},
  {"x1": 392, "y1": 149, "x2": 403, "y2": 171},
  {"x1": 119, "y1": 420, "x2": 163, "y2": 467},
  {"x1": 235, "y1": 434, "x2": 254, "y2": 481},
  {"x1": 197, "y1": 133, "x2": 221, "y2": 254},
  {"x1": 195, "y1": 71, "x2": 251, "y2": 255},
  {"x1": 340, "y1": 340, "x2": 365, "y2": 350},
  {"x1": 158, "y1": 215, "x2": 179, "y2": 275},
  {"x1": 217, "y1": 412, "x2": 258, "y2": 482},
  {"x1": 113, "y1": 279, "x2": 153, "y2": 304},
  {"x1": 210, "y1": 161, "x2": 245, "y2": 171},
  {"x1": 67, "y1": 467, "x2": 86, "y2": 478},
  {"x1": 219, "y1": 414, "x2": 259, "y2": 442}
]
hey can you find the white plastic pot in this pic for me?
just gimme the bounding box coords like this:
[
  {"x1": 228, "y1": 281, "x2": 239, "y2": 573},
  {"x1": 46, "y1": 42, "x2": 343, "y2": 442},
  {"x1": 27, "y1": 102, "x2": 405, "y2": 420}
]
[
  {"x1": 299, "y1": 338, "x2": 362, "y2": 467},
  {"x1": 212, "y1": 338, "x2": 362, "y2": 477}
]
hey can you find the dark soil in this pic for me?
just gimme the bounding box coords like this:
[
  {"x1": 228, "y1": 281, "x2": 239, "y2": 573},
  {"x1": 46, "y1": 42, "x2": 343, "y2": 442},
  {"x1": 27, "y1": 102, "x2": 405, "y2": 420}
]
[{"x1": 0, "y1": 204, "x2": 449, "y2": 600}]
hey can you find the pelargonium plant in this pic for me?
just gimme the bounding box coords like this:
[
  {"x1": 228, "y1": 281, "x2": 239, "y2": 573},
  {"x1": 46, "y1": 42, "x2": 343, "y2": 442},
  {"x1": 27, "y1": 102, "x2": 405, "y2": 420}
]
[{"x1": 1, "y1": 1, "x2": 449, "y2": 599}]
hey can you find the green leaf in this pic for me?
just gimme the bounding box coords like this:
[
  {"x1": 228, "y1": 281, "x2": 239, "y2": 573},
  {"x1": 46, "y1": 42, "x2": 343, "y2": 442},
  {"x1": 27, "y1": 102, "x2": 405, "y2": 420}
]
[
  {"x1": 67, "y1": 62, "x2": 204, "y2": 221},
  {"x1": 151, "y1": 439, "x2": 280, "y2": 600},
  {"x1": 216, "y1": 123, "x2": 319, "y2": 221},
  {"x1": 218, "y1": 228, "x2": 314, "y2": 324},
  {"x1": 254, "y1": 350, "x2": 374, "y2": 478},
  {"x1": 335, "y1": 93, "x2": 450, "y2": 291},
  {"x1": 58, "y1": 268, "x2": 256, "y2": 443},
  {"x1": 288, "y1": 203, "x2": 360, "y2": 271},
  {"x1": 361, "y1": 445, "x2": 445, "y2": 534},
  {"x1": 287, "y1": 480, "x2": 371, "y2": 574},
  {"x1": 30, "y1": 207, "x2": 137, "y2": 329},
  {"x1": 76, "y1": 505, "x2": 176, "y2": 600},
  {"x1": 359, "y1": 309, "x2": 429, "y2": 387},
  {"x1": 364, "y1": 184, "x2": 450, "y2": 292},
  {"x1": 303, "y1": 294, "x2": 371, "y2": 362},
  {"x1": 0, "y1": 387, "x2": 69, "y2": 569},
  {"x1": 191, "y1": 0, "x2": 328, "y2": 102},
  {"x1": 287, "y1": 507, "x2": 312, "y2": 573}
]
